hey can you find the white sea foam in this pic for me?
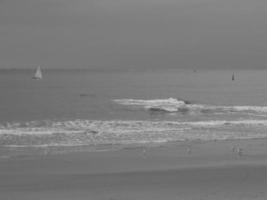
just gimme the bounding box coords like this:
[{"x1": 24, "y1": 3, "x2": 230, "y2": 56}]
[
  {"x1": 114, "y1": 98, "x2": 186, "y2": 112},
  {"x1": 114, "y1": 98, "x2": 267, "y2": 114},
  {"x1": 114, "y1": 98, "x2": 185, "y2": 106},
  {"x1": 1, "y1": 119, "x2": 267, "y2": 148}
]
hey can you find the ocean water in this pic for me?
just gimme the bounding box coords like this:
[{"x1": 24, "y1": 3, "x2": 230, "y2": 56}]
[{"x1": 1, "y1": 68, "x2": 267, "y2": 155}]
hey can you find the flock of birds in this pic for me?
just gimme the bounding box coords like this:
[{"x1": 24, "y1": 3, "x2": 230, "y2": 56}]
[{"x1": 141, "y1": 145, "x2": 244, "y2": 158}]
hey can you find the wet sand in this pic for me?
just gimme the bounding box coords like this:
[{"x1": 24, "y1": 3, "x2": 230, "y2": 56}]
[{"x1": 1, "y1": 139, "x2": 267, "y2": 200}]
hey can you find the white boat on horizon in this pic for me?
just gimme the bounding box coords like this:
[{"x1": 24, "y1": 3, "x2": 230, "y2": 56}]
[{"x1": 32, "y1": 66, "x2": 43, "y2": 80}]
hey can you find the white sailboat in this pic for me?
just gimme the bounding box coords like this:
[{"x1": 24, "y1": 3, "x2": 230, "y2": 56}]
[{"x1": 32, "y1": 66, "x2": 43, "y2": 80}]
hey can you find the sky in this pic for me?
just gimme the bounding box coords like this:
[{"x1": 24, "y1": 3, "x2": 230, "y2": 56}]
[{"x1": 1, "y1": 0, "x2": 267, "y2": 69}]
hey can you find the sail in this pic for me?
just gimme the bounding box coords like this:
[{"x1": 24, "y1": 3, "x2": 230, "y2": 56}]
[{"x1": 33, "y1": 66, "x2": 42, "y2": 79}]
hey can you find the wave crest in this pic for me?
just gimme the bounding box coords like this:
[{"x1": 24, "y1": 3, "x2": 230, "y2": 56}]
[
  {"x1": 114, "y1": 98, "x2": 267, "y2": 114},
  {"x1": 114, "y1": 98, "x2": 189, "y2": 112}
]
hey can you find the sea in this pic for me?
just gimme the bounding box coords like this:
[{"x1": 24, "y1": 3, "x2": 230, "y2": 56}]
[{"x1": 1, "y1": 68, "x2": 267, "y2": 156}]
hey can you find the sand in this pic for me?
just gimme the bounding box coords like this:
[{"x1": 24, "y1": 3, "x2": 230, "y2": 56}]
[{"x1": 1, "y1": 139, "x2": 267, "y2": 199}]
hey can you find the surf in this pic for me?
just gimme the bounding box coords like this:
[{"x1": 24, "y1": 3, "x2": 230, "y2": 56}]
[
  {"x1": 114, "y1": 98, "x2": 267, "y2": 114},
  {"x1": 2, "y1": 119, "x2": 267, "y2": 148}
]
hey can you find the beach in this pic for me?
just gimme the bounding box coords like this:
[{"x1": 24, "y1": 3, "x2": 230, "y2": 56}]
[
  {"x1": 1, "y1": 139, "x2": 267, "y2": 200},
  {"x1": 2, "y1": 0, "x2": 267, "y2": 198},
  {"x1": 1, "y1": 69, "x2": 267, "y2": 199}
]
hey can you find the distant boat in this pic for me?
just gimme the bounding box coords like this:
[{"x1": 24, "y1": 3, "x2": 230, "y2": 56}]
[
  {"x1": 32, "y1": 66, "x2": 42, "y2": 80},
  {"x1": 232, "y1": 73, "x2": 235, "y2": 81}
]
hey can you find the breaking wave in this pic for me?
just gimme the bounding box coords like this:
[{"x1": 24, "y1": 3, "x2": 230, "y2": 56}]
[
  {"x1": 114, "y1": 98, "x2": 267, "y2": 114},
  {"x1": 114, "y1": 98, "x2": 188, "y2": 112},
  {"x1": 1, "y1": 119, "x2": 267, "y2": 148}
]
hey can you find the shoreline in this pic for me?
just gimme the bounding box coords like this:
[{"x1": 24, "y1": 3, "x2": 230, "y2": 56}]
[{"x1": 1, "y1": 138, "x2": 267, "y2": 199}]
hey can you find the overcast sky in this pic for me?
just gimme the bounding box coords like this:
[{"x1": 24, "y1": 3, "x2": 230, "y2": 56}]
[{"x1": 1, "y1": 0, "x2": 267, "y2": 69}]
